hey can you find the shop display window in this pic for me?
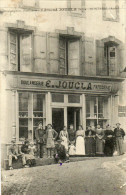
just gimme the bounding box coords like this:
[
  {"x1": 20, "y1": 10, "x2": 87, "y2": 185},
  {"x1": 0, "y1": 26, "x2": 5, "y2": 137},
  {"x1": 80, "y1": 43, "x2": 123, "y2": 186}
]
[
  {"x1": 86, "y1": 96, "x2": 108, "y2": 128},
  {"x1": 18, "y1": 92, "x2": 46, "y2": 141}
]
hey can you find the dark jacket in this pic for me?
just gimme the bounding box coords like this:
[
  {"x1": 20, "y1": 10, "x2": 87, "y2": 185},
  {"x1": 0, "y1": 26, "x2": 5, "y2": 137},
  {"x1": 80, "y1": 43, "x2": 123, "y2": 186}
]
[{"x1": 114, "y1": 128, "x2": 125, "y2": 138}]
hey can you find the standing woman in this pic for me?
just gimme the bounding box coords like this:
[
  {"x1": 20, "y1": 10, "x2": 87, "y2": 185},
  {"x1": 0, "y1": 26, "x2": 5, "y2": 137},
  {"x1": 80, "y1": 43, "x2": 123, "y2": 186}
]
[
  {"x1": 59, "y1": 126, "x2": 69, "y2": 151},
  {"x1": 104, "y1": 125, "x2": 115, "y2": 156},
  {"x1": 85, "y1": 126, "x2": 96, "y2": 156},
  {"x1": 46, "y1": 124, "x2": 58, "y2": 158},
  {"x1": 76, "y1": 125, "x2": 85, "y2": 155},
  {"x1": 96, "y1": 124, "x2": 104, "y2": 155}
]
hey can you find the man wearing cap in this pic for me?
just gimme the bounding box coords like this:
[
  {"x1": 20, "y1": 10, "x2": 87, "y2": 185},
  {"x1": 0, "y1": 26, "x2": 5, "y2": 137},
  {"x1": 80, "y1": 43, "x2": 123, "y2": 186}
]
[
  {"x1": 35, "y1": 121, "x2": 45, "y2": 158},
  {"x1": 114, "y1": 123, "x2": 125, "y2": 155},
  {"x1": 8, "y1": 139, "x2": 28, "y2": 170}
]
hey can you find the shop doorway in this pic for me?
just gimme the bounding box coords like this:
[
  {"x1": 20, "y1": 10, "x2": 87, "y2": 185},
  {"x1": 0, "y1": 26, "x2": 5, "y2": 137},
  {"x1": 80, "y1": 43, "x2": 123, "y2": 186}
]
[
  {"x1": 52, "y1": 108, "x2": 64, "y2": 135},
  {"x1": 67, "y1": 107, "x2": 81, "y2": 131}
]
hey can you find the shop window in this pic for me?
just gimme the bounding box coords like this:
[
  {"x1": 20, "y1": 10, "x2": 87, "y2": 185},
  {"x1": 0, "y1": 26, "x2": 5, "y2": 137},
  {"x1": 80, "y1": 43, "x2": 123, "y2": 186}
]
[
  {"x1": 59, "y1": 36, "x2": 80, "y2": 76},
  {"x1": 86, "y1": 96, "x2": 108, "y2": 128},
  {"x1": 18, "y1": 92, "x2": 46, "y2": 141},
  {"x1": 67, "y1": 0, "x2": 85, "y2": 17},
  {"x1": 102, "y1": 0, "x2": 119, "y2": 22},
  {"x1": 68, "y1": 94, "x2": 80, "y2": 103},
  {"x1": 52, "y1": 94, "x2": 64, "y2": 103},
  {"x1": 9, "y1": 31, "x2": 32, "y2": 72}
]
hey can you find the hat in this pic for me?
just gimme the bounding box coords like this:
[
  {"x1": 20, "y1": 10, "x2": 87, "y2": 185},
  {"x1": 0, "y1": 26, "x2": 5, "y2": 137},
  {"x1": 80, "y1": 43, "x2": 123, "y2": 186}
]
[{"x1": 116, "y1": 123, "x2": 121, "y2": 125}]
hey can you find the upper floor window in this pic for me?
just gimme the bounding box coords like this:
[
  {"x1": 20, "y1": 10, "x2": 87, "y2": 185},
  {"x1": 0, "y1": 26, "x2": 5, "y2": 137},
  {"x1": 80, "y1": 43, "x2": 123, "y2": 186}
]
[
  {"x1": 9, "y1": 30, "x2": 32, "y2": 72},
  {"x1": 67, "y1": 0, "x2": 85, "y2": 17},
  {"x1": 104, "y1": 43, "x2": 117, "y2": 76},
  {"x1": 59, "y1": 36, "x2": 80, "y2": 76},
  {"x1": 102, "y1": 0, "x2": 119, "y2": 22}
]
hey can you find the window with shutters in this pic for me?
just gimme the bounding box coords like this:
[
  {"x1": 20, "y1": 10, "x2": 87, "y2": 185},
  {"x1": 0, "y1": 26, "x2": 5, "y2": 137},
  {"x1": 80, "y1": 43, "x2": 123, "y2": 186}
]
[
  {"x1": 9, "y1": 31, "x2": 32, "y2": 72},
  {"x1": 59, "y1": 36, "x2": 80, "y2": 76},
  {"x1": 104, "y1": 42, "x2": 118, "y2": 76},
  {"x1": 102, "y1": 0, "x2": 119, "y2": 22},
  {"x1": 67, "y1": 0, "x2": 85, "y2": 17}
]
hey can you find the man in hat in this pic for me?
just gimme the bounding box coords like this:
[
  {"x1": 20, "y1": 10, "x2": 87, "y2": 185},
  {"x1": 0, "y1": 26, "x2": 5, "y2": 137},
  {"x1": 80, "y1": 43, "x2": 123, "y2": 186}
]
[
  {"x1": 8, "y1": 139, "x2": 28, "y2": 170},
  {"x1": 114, "y1": 123, "x2": 125, "y2": 155},
  {"x1": 35, "y1": 121, "x2": 45, "y2": 158}
]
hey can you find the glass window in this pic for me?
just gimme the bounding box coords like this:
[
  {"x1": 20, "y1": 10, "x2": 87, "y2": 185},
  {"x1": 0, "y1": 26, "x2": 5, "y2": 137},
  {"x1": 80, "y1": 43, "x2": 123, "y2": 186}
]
[
  {"x1": 68, "y1": 94, "x2": 80, "y2": 103},
  {"x1": 18, "y1": 92, "x2": 46, "y2": 141},
  {"x1": 9, "y1": 31, "x2": 32, "y2": 72},
  {"x1": 68, "y1": 0, "x2": 85, "y2": 17},
  {"x1": 52, "y1": 94, "x2": 64, "y2": 103},
  {"x1": 86, "y1": 96, "x2": 108, "y2": 128}
]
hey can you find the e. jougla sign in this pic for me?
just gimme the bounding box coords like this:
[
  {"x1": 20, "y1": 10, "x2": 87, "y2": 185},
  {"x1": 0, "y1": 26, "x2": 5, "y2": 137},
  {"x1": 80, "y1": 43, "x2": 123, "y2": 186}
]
[{"x1": 20, "y1": 78, "x2": 112, "y2": 92}]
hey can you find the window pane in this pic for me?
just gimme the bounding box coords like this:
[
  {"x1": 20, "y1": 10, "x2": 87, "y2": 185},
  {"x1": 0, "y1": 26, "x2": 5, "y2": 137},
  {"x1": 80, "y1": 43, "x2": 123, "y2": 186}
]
[
  {"x1": 68, "y1": 40, "x2": 80, "y2": 75},
  {"x1": 19, "y1": 93, "x2": 28, "y2": 112},
  {"x1": 105, "y1": 0, "x2": 117, "y2": 19},
  {"x1": 68, "y1": 94, "x2": 80, "y2": 103},
  {"x1": 20, "y1": 34, "x2": 32, "y2": 72},
  {"x1": 19, "y1": 118, "x2": 28, "y2": 139},
  {"x1": 33, "y1": 94, "x2": 45, "y2": 117},
  {"x1": 52, "y1": 94, "x2": 64, "y2": 103},
  {"x1": 10, "y1": 32, "x2": 17, "y2": 71}
]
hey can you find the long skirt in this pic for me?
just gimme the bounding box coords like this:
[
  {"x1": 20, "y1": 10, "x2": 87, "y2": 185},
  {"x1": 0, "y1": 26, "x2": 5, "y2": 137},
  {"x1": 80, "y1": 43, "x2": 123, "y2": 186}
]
[
  {"x1": 96, "y1": 138, "x2": 104, "y2": 154},
  {"x1": 104, "y1": 138, "x2": 114, "y2": 156},
  {"x1": 85, "y1": 137, "x2": 96, "y2": 155},
  {"x1": 76, "y1": 136, "x2": 85, "y2": 155},
  {"x1": 115, "y1": 137, "x2": 124, "y2": 155},
  {"x1": 61, "y1": 136, "x2": 68, "y2": 151}
]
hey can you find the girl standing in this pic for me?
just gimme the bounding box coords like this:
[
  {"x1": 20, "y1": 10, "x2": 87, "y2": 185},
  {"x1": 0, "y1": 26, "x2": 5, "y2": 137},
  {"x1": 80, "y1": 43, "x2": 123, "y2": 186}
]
[
  {"x1": 76, "y1": 125, "x2": 85, "y2": 155},
  {"x1": 59, "y1": 126, "x2": 69, "y2": 151},
  {"x1": 46, "y1": 124, "x2": 58, "y2": 158}
]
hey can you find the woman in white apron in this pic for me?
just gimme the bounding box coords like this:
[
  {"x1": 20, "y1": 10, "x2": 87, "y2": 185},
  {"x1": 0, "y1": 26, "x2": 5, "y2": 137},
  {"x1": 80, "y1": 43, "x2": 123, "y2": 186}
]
[{"x1": 76, "y1": 125, "x2": 85, "y2": 155}]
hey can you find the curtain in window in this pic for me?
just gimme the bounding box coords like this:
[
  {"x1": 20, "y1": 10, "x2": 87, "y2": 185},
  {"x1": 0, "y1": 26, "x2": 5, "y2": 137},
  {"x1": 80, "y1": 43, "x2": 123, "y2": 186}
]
[{"x1": 9, "y1": 32, "x2": 17, "y2": 71}]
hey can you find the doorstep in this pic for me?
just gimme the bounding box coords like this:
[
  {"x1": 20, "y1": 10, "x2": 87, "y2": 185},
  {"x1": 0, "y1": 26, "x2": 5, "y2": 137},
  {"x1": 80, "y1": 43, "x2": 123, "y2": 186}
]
[{"x1": 4, "y1": 156, "x2": 100, "y2": 170}]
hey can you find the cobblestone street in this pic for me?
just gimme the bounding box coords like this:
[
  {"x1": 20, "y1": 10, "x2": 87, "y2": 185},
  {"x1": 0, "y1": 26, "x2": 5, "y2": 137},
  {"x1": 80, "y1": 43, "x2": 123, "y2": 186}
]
[{"x1": 2, "y1": 155, "x2": 126, "y2": 195}]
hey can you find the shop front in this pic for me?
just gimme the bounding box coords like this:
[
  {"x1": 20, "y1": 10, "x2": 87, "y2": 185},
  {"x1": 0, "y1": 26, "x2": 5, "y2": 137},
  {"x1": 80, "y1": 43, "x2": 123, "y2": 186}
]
[{"x1": 4, "y1": 72, "x2": 122, "y2": 143}]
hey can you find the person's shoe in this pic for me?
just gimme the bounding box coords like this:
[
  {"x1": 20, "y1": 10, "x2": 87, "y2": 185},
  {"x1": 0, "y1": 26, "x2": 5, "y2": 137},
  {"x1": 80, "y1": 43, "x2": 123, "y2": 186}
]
[
  {"x1": 65, "y1": 160, "x2": 70, "y2": 163},
  {"x1": 9, "y1": 166, "x2": 13, "y2": 170},
  {"x1": 23, "y1": 165, "x2": 29, "y2": 168}
]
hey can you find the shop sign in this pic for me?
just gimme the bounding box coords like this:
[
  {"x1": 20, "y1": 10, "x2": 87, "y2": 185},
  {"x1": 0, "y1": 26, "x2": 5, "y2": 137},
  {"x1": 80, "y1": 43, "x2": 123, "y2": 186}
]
[{"x1": 19, "y1": 78, "x2": 112, "y2": 92}]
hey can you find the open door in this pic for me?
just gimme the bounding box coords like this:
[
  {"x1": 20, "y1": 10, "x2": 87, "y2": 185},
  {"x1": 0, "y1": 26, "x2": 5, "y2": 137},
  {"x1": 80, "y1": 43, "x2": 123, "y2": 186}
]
[
  {"x1": 52, "y1": 108, "x2": 64, "y2": 136},
  {"x1": 67, "y1": 107, "x2": 81, "y2": 130}
]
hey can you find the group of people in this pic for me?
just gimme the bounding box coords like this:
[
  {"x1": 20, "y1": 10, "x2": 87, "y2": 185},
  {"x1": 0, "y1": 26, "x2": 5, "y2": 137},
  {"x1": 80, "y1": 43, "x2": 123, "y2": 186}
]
[{"x1": 8, "y1": 122, "x2": 125, "y2": 169}]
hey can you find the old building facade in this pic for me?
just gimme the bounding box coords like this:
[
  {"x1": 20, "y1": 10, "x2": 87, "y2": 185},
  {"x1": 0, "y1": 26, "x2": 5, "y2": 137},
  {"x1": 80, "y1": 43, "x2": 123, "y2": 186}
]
[{"x1": 0, "y1": 0, "x2": 126, "y2": 165}]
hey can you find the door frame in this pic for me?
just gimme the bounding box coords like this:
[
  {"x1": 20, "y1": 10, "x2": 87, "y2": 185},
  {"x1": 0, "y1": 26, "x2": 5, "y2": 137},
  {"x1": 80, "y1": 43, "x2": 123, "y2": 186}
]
[{"x1": 51, "y1": 105, "x2": 82, "y2": 130}]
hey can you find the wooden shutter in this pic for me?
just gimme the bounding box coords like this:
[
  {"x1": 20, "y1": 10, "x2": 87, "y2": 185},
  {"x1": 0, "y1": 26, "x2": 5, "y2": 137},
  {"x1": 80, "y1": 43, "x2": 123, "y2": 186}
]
[
  {"x1": 20, "y1": 34, "x2": 32, "y2": 72},
  {"x1": 117, "y1": 43, "x2": 125, "y2": 76},
  {"x1": 0, "y1": 28, "x2": 8, "y2": 71},
  {"x1": 96, "y1": 40, "x2": 106, "y2": 76},
  {"x1": 59, "y1": 37, "x2": 66, "y2": 75},
  {"x1": 34, "y1": 32, "x2": 47, "y2": 73},
  {"x1": 48, "y1": 33, "x2": 59, "y2": 74},
  {"x1": 84, "y1": 37, "x2": 95, "y2": 76},
  {"x1": 9, "y1": 32, "x2": 18, "y2": 71},
  {"x1": 68, "y1": 39, "x2": 80, "y2": 76}
]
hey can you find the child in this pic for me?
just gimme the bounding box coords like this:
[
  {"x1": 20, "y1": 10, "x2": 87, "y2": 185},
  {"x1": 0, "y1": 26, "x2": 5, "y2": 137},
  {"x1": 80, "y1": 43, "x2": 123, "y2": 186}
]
[
  {"x1": 46, "y1": 124, "x2": 58, "y2": 158},
  {"x1": 54, "y1": 140, "x2": 70, "y2": 163},
  {"x1": 69, "y1": 143, "x2": 76, "y2": 155}
]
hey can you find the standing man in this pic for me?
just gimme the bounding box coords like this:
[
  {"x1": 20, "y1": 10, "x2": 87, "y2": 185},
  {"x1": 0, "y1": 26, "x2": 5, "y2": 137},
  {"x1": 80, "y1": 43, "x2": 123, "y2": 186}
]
[
  {"x1": 114, "y1": 123, "x2": 125, "y2": 155},
  {"x1": 35, "y1": 121, "x2": 45, "y2": 158}
]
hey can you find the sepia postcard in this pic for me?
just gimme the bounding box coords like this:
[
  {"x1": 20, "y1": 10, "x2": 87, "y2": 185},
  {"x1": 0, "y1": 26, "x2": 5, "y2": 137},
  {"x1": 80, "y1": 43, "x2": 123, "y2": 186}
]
[{"x1": 0, "y1": 0, "x2": 126, "y2": 194}]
